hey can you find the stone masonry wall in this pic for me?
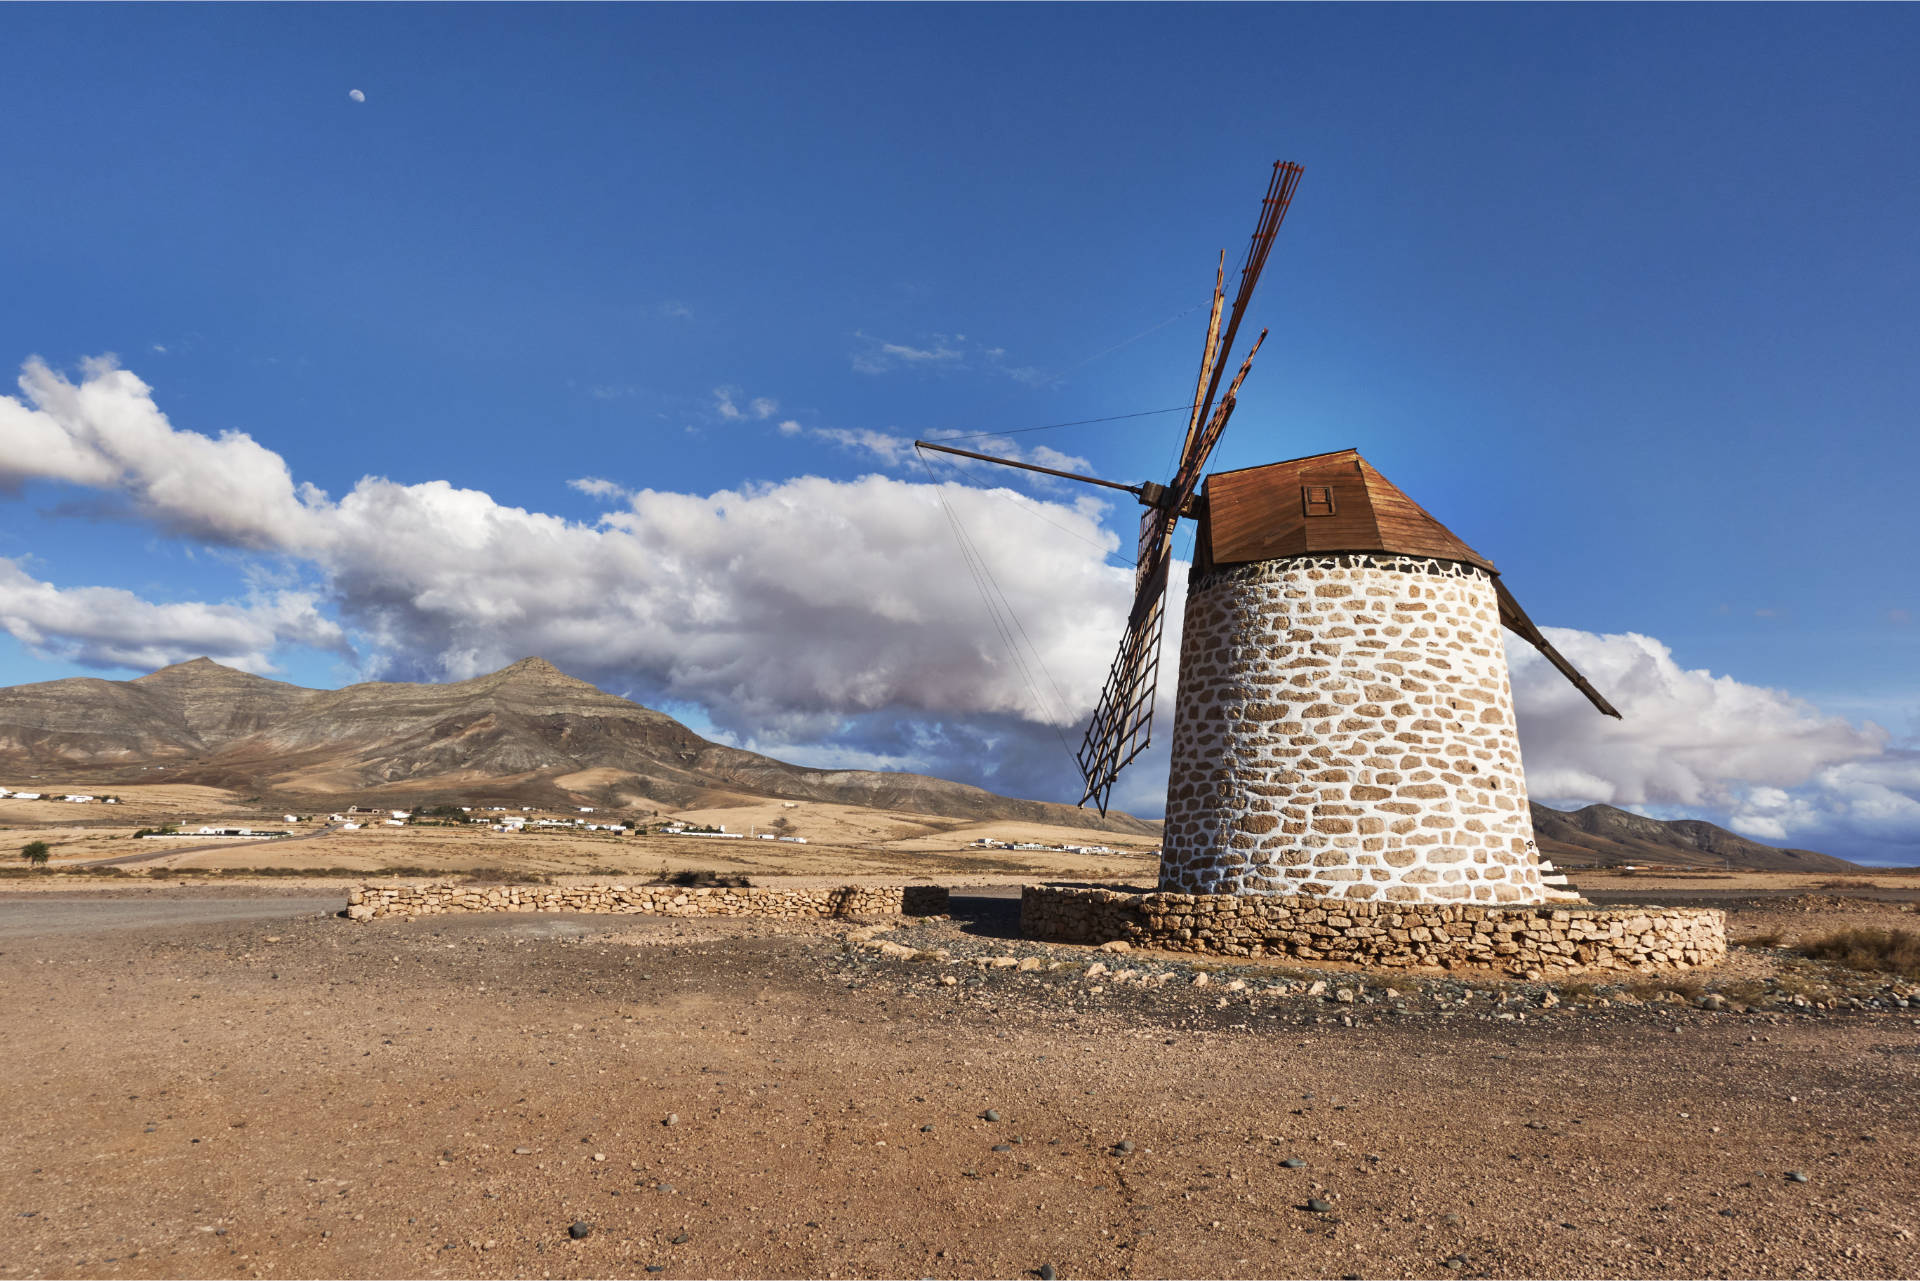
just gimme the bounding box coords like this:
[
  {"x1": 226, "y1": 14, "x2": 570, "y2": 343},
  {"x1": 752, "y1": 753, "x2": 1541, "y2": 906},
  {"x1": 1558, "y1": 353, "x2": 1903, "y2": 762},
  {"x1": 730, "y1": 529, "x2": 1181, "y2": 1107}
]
[
  {"x1": 1023, "y1": 884, "x2": 1725, "y2": 978},
  {"x1": 345, "y1": 882, "x2": 950, "y2": 921},
  {"x1": 1162, "y1": 553, "x2": 1566, "y2": 905}
]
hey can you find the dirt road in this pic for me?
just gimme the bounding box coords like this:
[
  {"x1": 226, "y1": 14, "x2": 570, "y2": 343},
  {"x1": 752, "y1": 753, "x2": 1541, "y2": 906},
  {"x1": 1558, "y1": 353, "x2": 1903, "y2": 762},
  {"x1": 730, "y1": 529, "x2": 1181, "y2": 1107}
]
[
  {"x1": 0, "y1": 894, "x2": 338, "y2": 939},
  {"x1": 1, "y1": 889, "x2": 1915, "y2": 1280}
]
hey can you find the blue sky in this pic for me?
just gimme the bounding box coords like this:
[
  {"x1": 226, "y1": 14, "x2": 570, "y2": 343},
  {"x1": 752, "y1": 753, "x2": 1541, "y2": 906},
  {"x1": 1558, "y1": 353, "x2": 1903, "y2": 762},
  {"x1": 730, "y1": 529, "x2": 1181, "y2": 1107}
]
[{"x1": 1, "y1": 5, "x2": 1916, "y2": 860}]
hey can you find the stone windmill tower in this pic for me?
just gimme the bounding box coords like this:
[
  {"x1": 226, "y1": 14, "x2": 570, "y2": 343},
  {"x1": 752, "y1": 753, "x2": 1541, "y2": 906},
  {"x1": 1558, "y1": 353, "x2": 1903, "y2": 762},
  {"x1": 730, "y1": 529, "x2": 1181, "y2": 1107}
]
[{"x1": 918, "y1": 162, "x2": 1619, "y2": 906}]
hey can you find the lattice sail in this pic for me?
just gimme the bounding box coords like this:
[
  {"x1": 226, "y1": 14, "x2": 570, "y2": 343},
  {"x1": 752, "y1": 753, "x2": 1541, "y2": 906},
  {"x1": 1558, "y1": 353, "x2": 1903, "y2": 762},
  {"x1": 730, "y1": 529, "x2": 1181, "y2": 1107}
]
[
  {"x1": 1073, "y1": 161, "x2": 1303, "y2": 812},
  {"x1": 1076, "y1": 550, "x2": 1169, "y2": 813}
]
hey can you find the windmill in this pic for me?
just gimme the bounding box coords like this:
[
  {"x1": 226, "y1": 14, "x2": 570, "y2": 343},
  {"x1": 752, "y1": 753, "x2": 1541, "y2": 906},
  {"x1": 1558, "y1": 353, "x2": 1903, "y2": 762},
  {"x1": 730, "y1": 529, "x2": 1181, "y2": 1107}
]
[{"x1": 918, "y1": 161, "x2": 1620, "y2": 906}]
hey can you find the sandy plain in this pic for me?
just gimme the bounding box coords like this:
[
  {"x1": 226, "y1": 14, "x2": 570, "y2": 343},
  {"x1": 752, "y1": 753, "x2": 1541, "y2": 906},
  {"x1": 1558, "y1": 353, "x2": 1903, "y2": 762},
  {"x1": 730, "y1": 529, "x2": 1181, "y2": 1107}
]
[{"x1": 3, "y1": 788, "x2": 1920, "y2": 1280}]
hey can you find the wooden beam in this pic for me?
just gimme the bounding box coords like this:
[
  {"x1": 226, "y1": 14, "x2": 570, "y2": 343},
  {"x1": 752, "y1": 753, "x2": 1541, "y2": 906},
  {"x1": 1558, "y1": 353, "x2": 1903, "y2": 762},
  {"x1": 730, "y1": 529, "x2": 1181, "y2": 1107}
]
[
  {"x1": 1495, "y1": 579, "x2": 1623, "y2": 719},
  {"x1": 912, "y1": 441, "x2": 1148, "y2": 498}
]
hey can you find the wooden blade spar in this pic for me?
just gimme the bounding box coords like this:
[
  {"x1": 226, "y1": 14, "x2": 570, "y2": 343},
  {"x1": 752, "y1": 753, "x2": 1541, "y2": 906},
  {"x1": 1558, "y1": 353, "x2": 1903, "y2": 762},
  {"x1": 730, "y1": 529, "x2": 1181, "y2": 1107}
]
[{"x1": 1074, "y1": 161, "x2": 1303, "y2": 812}]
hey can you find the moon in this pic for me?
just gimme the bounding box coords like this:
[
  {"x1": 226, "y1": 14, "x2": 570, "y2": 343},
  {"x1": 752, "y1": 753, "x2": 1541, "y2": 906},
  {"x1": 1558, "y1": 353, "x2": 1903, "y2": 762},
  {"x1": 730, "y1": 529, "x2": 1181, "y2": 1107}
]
[{"x1": 348, "y1": 89, "x2": 366, "y2": 104}]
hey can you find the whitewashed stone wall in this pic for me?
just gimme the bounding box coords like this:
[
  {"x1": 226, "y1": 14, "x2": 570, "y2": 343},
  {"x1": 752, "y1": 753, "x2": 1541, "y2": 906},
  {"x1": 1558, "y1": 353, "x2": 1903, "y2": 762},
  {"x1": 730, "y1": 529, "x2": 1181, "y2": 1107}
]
[{"x1": 1161, "y1": 554, "x2": 1570, "y2": 905}]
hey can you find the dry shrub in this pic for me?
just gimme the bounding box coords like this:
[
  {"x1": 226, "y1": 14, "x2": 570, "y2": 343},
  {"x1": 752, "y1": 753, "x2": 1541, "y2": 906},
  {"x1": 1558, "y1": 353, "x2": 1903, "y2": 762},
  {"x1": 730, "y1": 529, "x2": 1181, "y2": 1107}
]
[
  {"x1": 1622, "y1": 974, "x2": 1704, "y2": 1003},
  {"x1": 1798, "y1": 927, "x2": 1920, "y2": 978},
  {"x1": 1733, "y1": 932, "x2": 1784, "y2": 949},
  {"x1": 1818, "y1": 878, "x2": 1881, "y2": 892}
]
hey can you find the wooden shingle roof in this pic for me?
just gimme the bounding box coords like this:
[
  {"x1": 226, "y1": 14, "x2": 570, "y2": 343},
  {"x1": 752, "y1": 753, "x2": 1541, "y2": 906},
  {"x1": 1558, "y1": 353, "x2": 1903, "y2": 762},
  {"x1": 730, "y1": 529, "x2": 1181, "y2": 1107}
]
[
  {"x1": 1197, "y1": 448, "x2": 1621, "y2": 718},
  {"x1": 1199, "y1": 448, "x2": 1496, "y2": 574}
]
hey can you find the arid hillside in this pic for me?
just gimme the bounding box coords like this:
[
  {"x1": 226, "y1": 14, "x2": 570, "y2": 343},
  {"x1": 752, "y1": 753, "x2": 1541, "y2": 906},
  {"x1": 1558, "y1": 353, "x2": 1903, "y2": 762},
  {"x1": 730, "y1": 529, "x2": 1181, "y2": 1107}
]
[
  {"x1": 1530, "y1": 800, "x2": 1863, "y2": 872},
  {"x1": 0, "y1": 657, "x2": 1156, "y2": 836}
]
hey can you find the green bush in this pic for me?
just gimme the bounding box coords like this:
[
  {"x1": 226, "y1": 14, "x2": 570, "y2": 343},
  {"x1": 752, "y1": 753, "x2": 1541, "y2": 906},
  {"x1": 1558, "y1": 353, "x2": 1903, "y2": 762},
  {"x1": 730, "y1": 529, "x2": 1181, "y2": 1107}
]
[{"x1": 20, "y1": 840, "x2": 51, "y2": 868}]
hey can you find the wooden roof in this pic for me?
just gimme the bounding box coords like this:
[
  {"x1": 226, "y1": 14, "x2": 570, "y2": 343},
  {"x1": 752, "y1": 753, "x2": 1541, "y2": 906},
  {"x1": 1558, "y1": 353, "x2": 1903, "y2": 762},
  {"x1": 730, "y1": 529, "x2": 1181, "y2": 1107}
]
[
  {"x1": 1199, "y1": 448, "x2": 1496, "y2": 573},
  {"x1": 1194, "y1": 448, "x2": 1621, "y2": 719}
]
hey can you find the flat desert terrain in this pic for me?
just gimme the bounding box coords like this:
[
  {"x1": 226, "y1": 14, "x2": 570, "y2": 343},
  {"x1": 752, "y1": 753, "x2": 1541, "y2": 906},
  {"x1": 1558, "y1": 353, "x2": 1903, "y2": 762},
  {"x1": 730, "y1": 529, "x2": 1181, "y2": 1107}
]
[
  {"x1": 2, "y1": 871, "x2": 1919, "y2": 1281},
  {"x1": 4, "y1": 787, "x2": 1919, "y2": 1279}
]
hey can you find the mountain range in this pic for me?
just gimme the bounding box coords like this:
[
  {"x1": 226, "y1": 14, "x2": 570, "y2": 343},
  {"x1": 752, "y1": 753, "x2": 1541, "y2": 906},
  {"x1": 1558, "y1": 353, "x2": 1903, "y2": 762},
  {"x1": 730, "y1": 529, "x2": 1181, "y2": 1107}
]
[
  {"x1": 0, "y1": 657, "x2": 1156, "y2": 835},
  {"x1": 0, "y1": 657, "x2": 1862, "y2": 868}
]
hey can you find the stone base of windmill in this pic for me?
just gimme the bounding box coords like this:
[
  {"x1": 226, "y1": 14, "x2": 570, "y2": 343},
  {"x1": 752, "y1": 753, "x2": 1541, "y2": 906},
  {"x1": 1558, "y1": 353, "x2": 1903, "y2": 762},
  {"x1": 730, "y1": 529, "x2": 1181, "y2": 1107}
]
[{"x1": 1019, "y1": 884, "x2": 1726, "y2": 978}]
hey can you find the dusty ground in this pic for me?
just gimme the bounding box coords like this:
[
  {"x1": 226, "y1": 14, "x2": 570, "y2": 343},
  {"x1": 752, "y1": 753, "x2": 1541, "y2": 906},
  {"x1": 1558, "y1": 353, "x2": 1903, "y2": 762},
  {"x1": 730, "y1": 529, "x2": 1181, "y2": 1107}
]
[{"x1": 2, "y1": 879, "x2": 1918, "y2": 1281}]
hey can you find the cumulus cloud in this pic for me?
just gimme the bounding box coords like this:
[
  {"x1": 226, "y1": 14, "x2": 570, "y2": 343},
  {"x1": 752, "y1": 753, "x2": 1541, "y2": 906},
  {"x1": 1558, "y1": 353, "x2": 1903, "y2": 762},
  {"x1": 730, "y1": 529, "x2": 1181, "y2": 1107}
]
[
  {"x1": 0, "y1": 557, "x2": 347, "y2": 674},
  {"x1": 4, "y1": 355, "x2": 1916, "y2": 857},
  {"x1": 1, "y1": 356, "x2": 329, "y2": 548},
  {"x1": 1509, "y1": 628, "x2": 1913, "y2": 859}
]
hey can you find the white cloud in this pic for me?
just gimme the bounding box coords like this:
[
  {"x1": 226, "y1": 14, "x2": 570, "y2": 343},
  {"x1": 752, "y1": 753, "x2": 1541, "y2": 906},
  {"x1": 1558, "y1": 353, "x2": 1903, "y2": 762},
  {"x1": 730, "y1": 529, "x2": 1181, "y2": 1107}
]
[
  {"x1": 711, "y1": 387, "x2": 777, "y2": 421},
  {"x1": 776, "y1": 419, "x2": 803, "y2": 436},
  {"x1": 567, "y1": 477, "x2": 628, "y2": 501},
  {"x1": 808, "y1": 428, "x2": 918, "y2": 467},
  {"x1": 658, "y1": 301, "x2": 692, "y2": 319},
  {"x1": 1509, "y1": 628, "x2": 1885, "y2": 810},
  {"x1": 0, "y1": 356, "x2": 329, "y2": 548},
  {"x1": 4, "y1": 355, "x2": 1917, "y2": 855},
  {"x1": 1508, "y1": 628, "x2": 1917, "y2": 859},
  {"x1": 852, "y1": 331, "x2": 1035, "y2": 379},
  {"x1": 348, "y1": 89, "x2": 366, "y2": 104},
  {"x1": 0, "y1": 557, "x2": 346, "y2": 674}
]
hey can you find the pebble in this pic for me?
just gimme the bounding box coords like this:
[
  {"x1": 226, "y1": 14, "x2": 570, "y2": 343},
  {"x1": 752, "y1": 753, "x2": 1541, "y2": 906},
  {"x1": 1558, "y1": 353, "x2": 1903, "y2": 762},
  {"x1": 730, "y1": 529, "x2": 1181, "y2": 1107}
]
[
  {"x1": 1786, "y1": 1170, "x2": 1809, "y2": 1183},
  {"x1": 1114, "y1": 1139, "x2": 1134, "y2": 1155},
  {"x1": 671, "y1": 1232, "x2": 689, "y2": 1244},
  {"x1": 992, "y1": 1144, "x2": 1013, "y2": 1153},
  {"x1": 568, "y1": 1221, "x2": 592, "y2": 1240},
  {"x1": 657, "y1": 1183, "x2": 676, "y2": 1194},
  {"x1": 1040, "y1": 1265, "x2": 1058, "y2": 1280},
  {"x1": 1443, "y1": 1257, "x2": 1466, "y2": 1271},
  {"x1": 663, "y1": 1113, "x2": 679, "y2": 1127},
  {"x1": 1280, "y1": 1158, "x2": 1305, "y2": 1169},
  {"x1": 982, "y1": 1109, "x2": 1001, "y2": 1122},
  {"x1": 1307, "y1": 1198, "x2": 1333, "y2": 1213},
  {"x1": 513, "y1": 1147, "x2": 533, "y2": 1155}
]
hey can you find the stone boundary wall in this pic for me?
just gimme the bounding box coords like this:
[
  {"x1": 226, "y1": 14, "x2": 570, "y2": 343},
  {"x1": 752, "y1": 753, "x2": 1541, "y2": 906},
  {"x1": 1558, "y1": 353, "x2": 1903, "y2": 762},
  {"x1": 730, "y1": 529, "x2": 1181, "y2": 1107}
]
[
  {"x1": 1022, "y1": 884, "x2": 1724, "y2": 977},
  {"x1": 345, "y1": 882, "x2": 949, "y2": 921}
]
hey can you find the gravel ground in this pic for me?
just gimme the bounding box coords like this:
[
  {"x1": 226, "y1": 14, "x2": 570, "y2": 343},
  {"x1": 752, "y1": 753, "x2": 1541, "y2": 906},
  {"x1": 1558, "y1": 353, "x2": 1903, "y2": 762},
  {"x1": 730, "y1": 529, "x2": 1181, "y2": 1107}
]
[{"x1": 0, "y1": 889, "x2": 1916, "y2": 1280}]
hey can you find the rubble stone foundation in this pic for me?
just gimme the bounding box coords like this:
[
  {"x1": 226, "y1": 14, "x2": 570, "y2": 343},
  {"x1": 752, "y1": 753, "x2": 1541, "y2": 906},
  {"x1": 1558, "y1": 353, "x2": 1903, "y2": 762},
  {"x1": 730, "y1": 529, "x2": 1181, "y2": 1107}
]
[
  {"x1": 1022, "y1": 884, "x2": 1724, "y2": 976},
  {"x1": 345, "y1": 882, "x2": 949, "y2": 921}
]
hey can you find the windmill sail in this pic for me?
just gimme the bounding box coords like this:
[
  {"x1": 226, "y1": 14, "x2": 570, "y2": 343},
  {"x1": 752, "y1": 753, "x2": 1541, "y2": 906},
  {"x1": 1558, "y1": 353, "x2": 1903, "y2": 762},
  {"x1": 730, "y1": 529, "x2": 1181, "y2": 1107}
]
[{"x1": 1075, "y1": 162, "x2": 1304, "y2": 812}]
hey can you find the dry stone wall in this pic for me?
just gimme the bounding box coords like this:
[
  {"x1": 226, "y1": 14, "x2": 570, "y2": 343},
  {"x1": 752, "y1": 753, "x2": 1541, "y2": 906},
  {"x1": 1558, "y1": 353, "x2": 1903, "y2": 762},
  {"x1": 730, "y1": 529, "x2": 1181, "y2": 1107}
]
[
  {"x1": 1163, "y1": 553, "x2": 1568, "y2": 905},
  {"x1": 345, "y1": 882, "x2": 949, "y2": 921},
  {"x1": 1023, "y1": 884, "x2": 1724, "y2": 977}
]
